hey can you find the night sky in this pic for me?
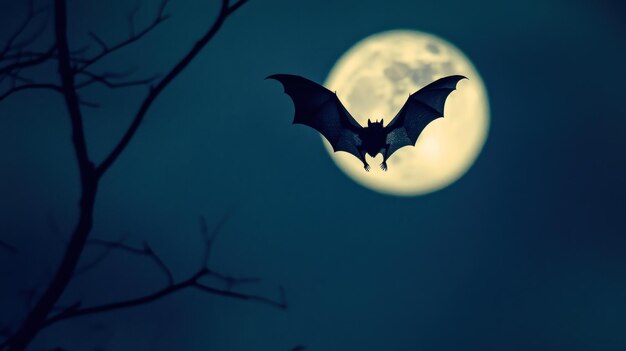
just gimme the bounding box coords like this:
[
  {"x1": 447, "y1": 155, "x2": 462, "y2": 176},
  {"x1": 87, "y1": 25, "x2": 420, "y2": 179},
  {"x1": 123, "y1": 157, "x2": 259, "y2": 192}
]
[{"x1": 1, "y1": 0, "x2": 626, "y2": 350}]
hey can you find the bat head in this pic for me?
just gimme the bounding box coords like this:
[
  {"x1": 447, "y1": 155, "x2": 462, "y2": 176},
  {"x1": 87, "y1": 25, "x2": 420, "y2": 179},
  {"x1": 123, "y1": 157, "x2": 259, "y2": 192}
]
[{"x1": 367, "y1": 118, "x2": 384, "y2": 129}]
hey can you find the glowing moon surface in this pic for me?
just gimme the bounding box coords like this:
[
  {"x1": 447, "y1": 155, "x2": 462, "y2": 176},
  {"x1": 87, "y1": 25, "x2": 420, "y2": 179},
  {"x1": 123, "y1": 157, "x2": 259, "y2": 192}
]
[{"x1": 324, "y1": 30, "x2": 489, "y2": 196}]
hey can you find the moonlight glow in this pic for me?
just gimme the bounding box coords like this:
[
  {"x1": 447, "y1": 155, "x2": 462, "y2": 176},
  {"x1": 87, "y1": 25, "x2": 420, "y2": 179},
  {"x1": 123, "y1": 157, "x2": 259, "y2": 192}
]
[{"x1": 324, "y1": 30, "x2": 490, "y2": 196}]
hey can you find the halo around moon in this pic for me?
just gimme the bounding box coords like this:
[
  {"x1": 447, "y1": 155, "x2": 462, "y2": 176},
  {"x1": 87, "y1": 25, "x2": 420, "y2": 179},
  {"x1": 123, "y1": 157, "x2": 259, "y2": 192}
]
[{"x1": 324, "y1": 30, "x2": 489, "y2": 196}]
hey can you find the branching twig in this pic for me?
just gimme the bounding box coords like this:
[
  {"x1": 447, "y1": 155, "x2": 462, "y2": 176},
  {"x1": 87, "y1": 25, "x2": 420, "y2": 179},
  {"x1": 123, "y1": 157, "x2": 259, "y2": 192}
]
[
  {"x1": 75, "y1": 71, "x2": 159, "y2": 90},
  {"x1": 44, "y1": 267, "x2": 286, "y2": 329},
  {"x1": 0, "y1": 0, "x2": 47, "y2": 57},
  {"x1": 0, "y1": 47, "x2": 55, "y2": 77},
  {"x1": 1, "y1": 1, "x2": 265, "y2": 349},
  {"x1": 78, "y1": 238, "x2": 174, "y2": 286},
  {"x1": 44, "y1": 210, "x2": 287, "y2": 329},
  {"x1": 88, "y1": 32, "x2": 108, "y2": 52},
  {"x1": 72, "y1": 234, "x2": 131, "y2": 278},
  {"x1": 77, "y1": 0, "x2": 170, "y2": 73},
  {"x1": 96, "y1": 0, "x2": 249, "y2": 177},
  {"x1": 0, "y1": 1, "x2": 52, "y2": 81},
  {"x1": 199, "y1": 210, "x2": 234, "y2": 267}
]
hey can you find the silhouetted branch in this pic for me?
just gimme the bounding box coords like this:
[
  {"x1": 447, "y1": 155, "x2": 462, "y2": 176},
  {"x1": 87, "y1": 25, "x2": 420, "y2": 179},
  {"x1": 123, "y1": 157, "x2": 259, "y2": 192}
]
[
  {"x1": 199, "y1": 210, "x2": 235, "y2": 266},
  {"x1": 4, "y1": 72, "x2": 33, "y2": 85},
  {"x1": 87, "y1": 33, "x2": 107, "y2": 53},
  {"x1": 77, "y1": 0, "x2": 170, "y2": 73},
  {"x1": 194, "y1": 282, "x2": 286, "y2": 309},
  {"x1": 0, "y1": 0, "x2": 48, "y2": 57},
  {"x1": 0, "y1": 47, "x2": 55, "y2": 78},
  {"x1": 75, "y1": 71, "x2": 159, "y2": 90},
  {"x1": 0, "y1": 1, "x2": 52, "y2": 81},
  {"x1": 2, "y1": 0, "x2": 263, "y2": 349},
  {"x1": 77, "y1": 238, "x2": 174, "y2": 285},
  {"x1": 72, "y1": 234, "x2": 131, "y2": 278},
  {"x1": 77, "y1": 99, "x2": 101, "y2": 108},
  {"x1": 44, "y1": 267, "x2": 285, "y2": 328},
  {"x1": 96, "y1": 0, "x2": 248, "y2": 177},
  {"x1": 127, "y1": 4, "x2": 142, "y2": 37},
  {"x1": 55, "y1": 1, "x2": 93, "y2": 178},
  {"x1": 43, "y1": 212, "x2": 286, "y2": 329},
  {"x1": 5, "y1": 2, "x2": 99, "y2": 349}
]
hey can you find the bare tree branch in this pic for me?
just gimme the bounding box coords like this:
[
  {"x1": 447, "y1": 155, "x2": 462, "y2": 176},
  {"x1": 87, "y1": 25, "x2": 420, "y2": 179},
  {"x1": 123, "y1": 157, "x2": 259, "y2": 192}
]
[
  {"x1": 5, "y1": 72, "x2": 34, "y2": 84},
  {"x1": 0, "y1": 1, "x2": 52, "y2": 81},
  {"x1": 5, "y1": 2, "x2": 99, "y2": 349},
  {"x1": 77, "y1": 238, "x2": 174, "y2": 285},
  {"x1": 44, "y1": 267, "x2": 286, "y2": 329},
  {"x1": 96, "y1": 0, "x2": 249, "y2": 177},
  {"x1": 127, "y1": 4, "x2": 142, "y2": 37},
  {"x1": 44, "y1": 217, "x2": 287, "y2": 327},
  {"x1": 72, "y1": 234, "x2": 131, "y2": 278},
  {"x1": 2, "y1": 1, "x2": 269, "y2": 349},
  {"x1": 0, "y1": 47, "x2": 55, "y2": 77},
  {"x1": 77, "y1": 98, "x2": 101, "y2": 108},
  {"x1": 0, "y1": 0, "x2": 47, "y2": 57},
  {"x1": 55, "y1": 2, "x2": 93, "y2": 178},
  {"x1": 199, "y1": 210, "x2": 235, "y2": 267},
  {"x1": 43, "y1": 210, "x2": 287, "y2": 329},
  {"x1": 77, "y1": 0, "x2": 170, "y2": 73},
  {"x1": 75, "y1": 71, "x2": 159, "y2": 90},
  {"x1": 87, "y1": 32, "x2": 108, "y2": 52}
]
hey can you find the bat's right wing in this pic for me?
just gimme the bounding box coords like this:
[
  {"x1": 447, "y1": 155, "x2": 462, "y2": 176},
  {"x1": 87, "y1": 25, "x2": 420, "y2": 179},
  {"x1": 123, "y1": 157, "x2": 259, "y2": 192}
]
[
  {"x1": 384, "y1": 75, "x2": 467, "y2": 158},
  {"x1": 267, "y1": 74, "x2": 363, "y2": 159}
]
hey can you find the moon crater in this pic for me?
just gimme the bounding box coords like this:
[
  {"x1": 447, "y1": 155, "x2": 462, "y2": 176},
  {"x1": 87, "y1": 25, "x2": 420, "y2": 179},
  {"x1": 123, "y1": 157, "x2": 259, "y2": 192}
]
[{"x1": 324, "y1": 30, "x2": 490, "y2": 196}]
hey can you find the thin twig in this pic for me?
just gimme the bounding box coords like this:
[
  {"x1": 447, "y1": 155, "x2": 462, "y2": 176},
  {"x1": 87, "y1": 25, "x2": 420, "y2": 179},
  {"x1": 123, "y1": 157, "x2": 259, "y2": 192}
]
[
  {"x1": 88, "y1": 32, "x2": 108, "y2": 52},
  {"x1": 0, "y1": 47, "x2": 55, "y2": 77},
  {"x1": 1, "y1": 0, "x2": 36, "y2": 56},
  {"x1": 77, "y1": 0, "x2": 170, "y2": 73},
  {"x1": 194, "y1": 282, "x2": 286, "y2": 309},
  {"x1": 82, "y1": 238, "x2": 174, "y2": 285},
  {"x1": 75, "y1": 71, "x2": 159, "y2": 90},
  {"x1": 77, "y1": 99, "x2": 101, "y2": 108},
  {"x1": 43, "y1": 267, "x2": 285, "y2": 329},
  {"x1": 199, "y1": 211, "x2": 233, "y2": 266},
  {"x1": 73, "y1": 234, "x2": 130, "y2": 277},
  {"x1": 96, "y1": 0, "x2": 248, "y2": 177},
  {"x1": 44, "y1": 208, "x2": 287, "y2": 329},
  {"x1": 5, "y1": 2, "x2": 98, "y2": 348}
]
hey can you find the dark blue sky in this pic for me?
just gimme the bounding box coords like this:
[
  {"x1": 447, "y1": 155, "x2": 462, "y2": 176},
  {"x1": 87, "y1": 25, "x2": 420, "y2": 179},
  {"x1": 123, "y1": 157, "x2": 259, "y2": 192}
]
[{"x1": 1, "y1": 0, "x2": 626, "y2": 350}]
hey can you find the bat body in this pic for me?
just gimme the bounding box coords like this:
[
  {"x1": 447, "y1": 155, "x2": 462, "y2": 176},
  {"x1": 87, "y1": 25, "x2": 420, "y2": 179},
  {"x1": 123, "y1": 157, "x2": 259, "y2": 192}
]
[{"x1": 268, "y1": 74, "x2": 466, "y2": 171}]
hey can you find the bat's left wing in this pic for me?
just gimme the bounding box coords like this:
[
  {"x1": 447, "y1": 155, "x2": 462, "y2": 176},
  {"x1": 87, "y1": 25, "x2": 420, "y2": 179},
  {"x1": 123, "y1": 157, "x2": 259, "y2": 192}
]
[
  {"x1": 267, "y1": 74, "x2": 363, "y2": 159},
  {"x1": 384, "y1": 75, "x2": 467, "y2": 158}
]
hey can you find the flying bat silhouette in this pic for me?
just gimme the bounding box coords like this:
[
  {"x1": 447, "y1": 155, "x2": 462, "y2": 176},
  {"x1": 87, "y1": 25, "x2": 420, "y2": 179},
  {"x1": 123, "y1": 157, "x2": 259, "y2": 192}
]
[{"x1": 268, "y1": 74, "x2": 466, "y2": 171}]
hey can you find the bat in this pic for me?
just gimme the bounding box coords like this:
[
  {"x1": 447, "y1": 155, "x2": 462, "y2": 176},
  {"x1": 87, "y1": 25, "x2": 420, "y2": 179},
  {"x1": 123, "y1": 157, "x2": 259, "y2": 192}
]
[{"x1": 267, "y1": 74, "x2": 466, "y2": 171}]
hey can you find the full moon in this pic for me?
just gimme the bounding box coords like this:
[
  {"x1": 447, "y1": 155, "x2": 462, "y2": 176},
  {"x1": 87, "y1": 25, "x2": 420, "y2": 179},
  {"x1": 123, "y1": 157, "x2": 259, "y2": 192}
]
[{"x1": 324, "y1": 30, "x2": 489, "y2": 196}]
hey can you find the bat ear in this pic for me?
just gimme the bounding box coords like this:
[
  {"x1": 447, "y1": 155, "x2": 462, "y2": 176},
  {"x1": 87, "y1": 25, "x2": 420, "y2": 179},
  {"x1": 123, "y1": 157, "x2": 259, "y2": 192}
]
[
  {"x1": 381, "y1": 119, "x2": 384, "y2": 125},
  {"x1": 367, "y1": 119, "x2": 371, "y2": 126}
]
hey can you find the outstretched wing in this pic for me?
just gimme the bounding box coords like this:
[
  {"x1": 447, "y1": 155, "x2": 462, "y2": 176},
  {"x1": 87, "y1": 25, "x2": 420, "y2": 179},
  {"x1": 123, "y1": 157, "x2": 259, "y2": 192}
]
[
  {"x1": 267, "y1": 74, "x2": 363, "y2": 158},
  {"x1": 385, "y1": 75, "x2": 467, "y2": 158}
]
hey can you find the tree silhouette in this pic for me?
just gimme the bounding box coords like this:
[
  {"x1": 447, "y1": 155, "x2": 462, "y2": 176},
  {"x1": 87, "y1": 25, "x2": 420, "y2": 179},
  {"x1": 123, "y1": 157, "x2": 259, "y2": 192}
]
[{"x1": 0, "y1": 1, "x2": 286, "y2": 350}]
